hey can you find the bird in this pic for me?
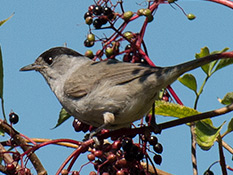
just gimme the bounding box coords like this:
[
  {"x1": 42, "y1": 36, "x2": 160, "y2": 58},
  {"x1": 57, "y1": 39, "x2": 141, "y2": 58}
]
[{"x1": 20, "y1": 47, "x2": 230, "y2": 131}]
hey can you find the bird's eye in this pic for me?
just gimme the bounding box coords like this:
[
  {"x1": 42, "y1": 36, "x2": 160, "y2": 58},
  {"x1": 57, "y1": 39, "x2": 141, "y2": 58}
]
[{"x1": 44, "y1": 57, "x2": 53, "y2": 65}]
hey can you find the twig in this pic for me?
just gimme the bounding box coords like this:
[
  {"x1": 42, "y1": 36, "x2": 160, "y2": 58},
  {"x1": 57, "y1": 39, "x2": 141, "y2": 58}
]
[
  {"x1": 159, "y1": 103, "x2": 233, "y2": 130},
  {"x1": 217, "y1": 135, "x2": 227, "y2": 175},
  {"x1": 0, "y1": 120, "x2": 47, "y2": 175},
  {"x1": 207, "y1": 0, "x2": 233, "y2": 9},
  {"x1": 25, "y1": 138, "x2": 79, "y2": 149},
  {"x1": 190, "y1": 124, "x2": 198, "y2": 175},
  {"x1": 222, "y1": 140, "x2": 233, "y2": 154}
]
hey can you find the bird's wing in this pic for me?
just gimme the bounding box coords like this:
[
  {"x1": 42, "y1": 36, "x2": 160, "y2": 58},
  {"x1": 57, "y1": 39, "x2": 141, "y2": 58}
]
[{"x1": 63, "y1": 59, "x2": 160, "y2": 98}]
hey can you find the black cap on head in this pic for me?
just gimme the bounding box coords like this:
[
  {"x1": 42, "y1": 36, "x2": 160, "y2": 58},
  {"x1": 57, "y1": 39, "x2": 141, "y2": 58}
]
[{"x1": 40, "y1": 47, "x2": 83, "y2": 65}]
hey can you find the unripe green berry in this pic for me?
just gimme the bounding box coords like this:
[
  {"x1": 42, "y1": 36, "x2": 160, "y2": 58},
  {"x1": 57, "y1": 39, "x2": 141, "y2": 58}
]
[
  {"x1": 85, "y1": 50, "x2": 94, "y2": 59},
  {"x1": 105, "y1": 47, "x2": 114, "y2": 57},
  {"x1": 143, "y1": 9, "x2": 152, "y2": 16},
  {"x1": 123, "y1": 11, "x2": 133, "y2": 21},
  {"x1": 123, "y1": 31, "x2": 134, "y2": 40},
  {"x1": 187, "y1": 13, "x2": 196, "y2": 20},
  {"x1": 168, "y1": 0, "x2": 177, "y2": 3},
  {"x1": 137, "y1": 9, "x2": 144, "y2": 16},
  {"x1": 87, "y1": 33, "x2": 95, "y2": 42}
]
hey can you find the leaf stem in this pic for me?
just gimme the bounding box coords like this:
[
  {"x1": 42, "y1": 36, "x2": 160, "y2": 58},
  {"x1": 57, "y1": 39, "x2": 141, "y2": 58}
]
[{"x1": 194, "y1": 76, "x2": 209, "y2": 110}]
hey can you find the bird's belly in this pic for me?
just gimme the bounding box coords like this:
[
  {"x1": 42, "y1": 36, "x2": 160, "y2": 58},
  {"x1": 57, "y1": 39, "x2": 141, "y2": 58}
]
[{"x1": 57, "y1": 79, "x2": 158, "y2": 129}]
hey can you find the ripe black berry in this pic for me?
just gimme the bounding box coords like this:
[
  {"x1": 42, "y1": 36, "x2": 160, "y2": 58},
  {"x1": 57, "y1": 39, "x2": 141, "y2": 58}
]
[
  {"x1": 13, "y1": 152, "x2": 20, "y2": 162},
  {"x1": 93, "y1": 18, "x2": 103, "y2": 29},
  {"x1": 100, "y1": 17, "x2": 108, "y2": 25},
  {"x1": 84, "y1": 12, "x2": 92, "y2": 19},
  {"x1": 153, "y1": 143, "x2": 163, "y2": 154},
  {"x1": 84, "y1": 39, "x2": 94, "y2": 47},
  {"x1": 135, "y1": 151, "x2": 144, "y2": 161},
  {"x1": 125, "y1": 44, "x2": 132, "y2": 51},
  {"x1": 148, "y1": 136, "x2": 158, "y2": 145},
  {"x1": 153, "y1": 154, "x2": 162, "y2": 165},
  {"x1": 122, "y1": 138, "x2": 132, "y2": 152},
  {"x1": 203, "y1": 170, "x2": 214, "y2": 175},
  {"x1": 93, "y1": 5, "x2": 102, "y2": 16},
  {"x1": 72, "y1": 171, "x2": 80, "y2": 175},
  {"x1": 124, "y1": 152, "x2": 134, "y2": 161},
  {"x1": 102, "y1": 7, "x2": 112, "y2": 16},
  {"x1": 9, "y1": 112, "x2": 19, "y2": 124}
]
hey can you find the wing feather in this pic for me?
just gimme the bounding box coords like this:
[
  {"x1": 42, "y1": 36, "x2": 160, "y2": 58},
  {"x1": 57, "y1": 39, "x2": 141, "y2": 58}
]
[{"x1": 64, "y1": 59, "x2": 160, "y2": 98}]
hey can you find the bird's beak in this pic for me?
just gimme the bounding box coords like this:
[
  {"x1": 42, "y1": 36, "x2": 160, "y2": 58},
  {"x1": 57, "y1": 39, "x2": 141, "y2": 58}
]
[{"x1": 20, "y1": 63, "x2": 41, "y2": 71}]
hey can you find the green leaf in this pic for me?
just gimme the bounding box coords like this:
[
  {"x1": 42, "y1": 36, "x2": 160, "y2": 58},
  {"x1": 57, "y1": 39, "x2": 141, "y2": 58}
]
[
  {"x1": 153, "y1": 100, "x2": 200, "y2": 119},
  {"x1": 53, "y1": 108, "x2": 71, "y2": 128},
  {"x1": 0, "y1": 47, "x2": 3, "y2": 99},
  {"x1": 226, "y1": 118, "x2": 233, "y2": 134},
  {"x1": 195, "y1": 47, "x2": 230, "y2": 76},
  {"x1": 195, "y1": 47, "x2": 210, "y2": 75},
  {"x1": 153, "y1": 101, "x2": 212, "y2": 125},
  {"x1": 218, "y1": 92, "x2": 233, "y2": 105},
  {"x1": 214, "y1": 57, "x2": 233, "y2": 73},
  {"x1": 195, "y1": 121, "x2": 224, "y2": 150},
  {"x1": 178, "y1": 73, "x2": 197, "y2": 93},
  {"x1": 0, "y1": 13, "x2": 14, "y2": 26}
]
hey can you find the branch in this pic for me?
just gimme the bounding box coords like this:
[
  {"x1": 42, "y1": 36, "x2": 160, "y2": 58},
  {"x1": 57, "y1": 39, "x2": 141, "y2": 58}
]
[
  {"x1": 218, "y1": 136, "x2": 227, "y2": 175},
  {"x1": 25, "y1": 138, "x2": 79, "y2": 149},
  {"x1": 0, "y1": 120, "x2": 47, "y2": 175},
  {"x1": 159, "y1": 103, "x2": 233, "y2": 130},
  {"x1": 207, "y1": 0, "x2": 233, "y2": 9},
  {"x1": 222, "y1": 140, "x2": 233, "y2": 154}
]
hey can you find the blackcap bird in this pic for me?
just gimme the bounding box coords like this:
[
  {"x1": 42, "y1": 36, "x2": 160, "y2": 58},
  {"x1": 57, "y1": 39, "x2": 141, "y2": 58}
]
[{"x1": 20, "y1": 47, "x2": 229, "y2": 130}]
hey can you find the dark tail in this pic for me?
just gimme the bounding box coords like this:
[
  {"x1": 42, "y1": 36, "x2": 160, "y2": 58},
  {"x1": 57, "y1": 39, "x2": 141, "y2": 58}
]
[{"x1": 160, "y1": 52, "x2": 233, "y2": 86}]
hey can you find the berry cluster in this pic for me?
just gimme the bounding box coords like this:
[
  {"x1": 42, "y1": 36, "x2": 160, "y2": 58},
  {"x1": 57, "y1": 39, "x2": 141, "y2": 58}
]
[
  {"x1": 84, "y1": 5, "x2": 115, "y2": 29},
  {"x1": 82, "y1": 1, "x2": 156, "y2": 63},
  {"x1": 72, "y1": 118, "x2": 164, "y2": 174},
  {"x1": 3, "y1": 151, "x2": 32, "y2": 175},
  {"x1": 74, "y1": 132, "x2": 163, "y2": 175},
  {"x1": 82, "y1": 0, "x2": 195, "y2": 64}
]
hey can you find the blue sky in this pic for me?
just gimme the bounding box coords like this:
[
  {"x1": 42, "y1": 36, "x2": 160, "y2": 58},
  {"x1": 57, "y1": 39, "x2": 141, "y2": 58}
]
[{"x1": 1, "y1": 0, "x2": 233, "y2": 174}]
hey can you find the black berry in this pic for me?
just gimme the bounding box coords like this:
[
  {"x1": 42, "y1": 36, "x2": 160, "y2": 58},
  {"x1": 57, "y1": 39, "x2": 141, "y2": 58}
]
[
  {"x1": 148, "y1": 136, "x2": 158, "y2": 145},
  {"x1": 84, "y1": 39, "x2": 94, "y2": 47},
  {"x1": 122, "y1": 138, "x2": 133, "y2": 152},
  {"x1": 153, "y1": 143, "x2": 163, "y2": 154},
  {"x1": 93, "y1": 5, "x2": 102, "y2": 16},
  {"x1": 125, "y1": 44, "x2": 132, "y2": 51},
  {"x1": 153, "y1": 154, "x2": 162, "y2": 165},
  {"x1": 124, "y1": 151, "x2": 134, "y2": 161},
  {"x1": 9, "y1": 112, "x2": 19, "y2": 124},
  {"x1": 102, "y1": 7, "x2": 112, "y2": 16},
  {"x1": 135, "y1": 151, "x2": 144, "y2": 161},
  {"x1": 203, "y1": 170, "x2": 214, "y2": 175},
  {"x1": 84, "y1": 11, "x2": 92, "y2": 19},
  {"x1": 93, "y1": 18, "x2": 103, "y2": 29}
]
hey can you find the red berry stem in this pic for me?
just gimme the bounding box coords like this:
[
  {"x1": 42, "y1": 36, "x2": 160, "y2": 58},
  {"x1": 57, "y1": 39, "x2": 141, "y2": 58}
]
[
  {"x1": 20, "y1": 133, "x2": 37, "y2": 145},
  {"x1": 56, "y1": 139, "x2": 94, "y2": 175},
  {"x1": 21, "y1": 139, "x2": 82, "y2": 158},
  {"x1": 207, "y1": 0, "x2": 233, "y2": 9}
]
